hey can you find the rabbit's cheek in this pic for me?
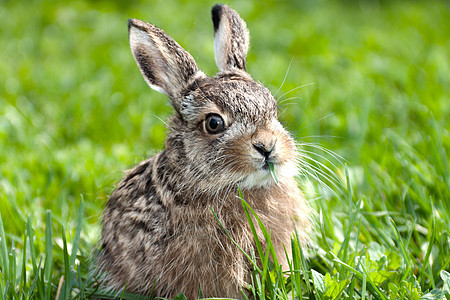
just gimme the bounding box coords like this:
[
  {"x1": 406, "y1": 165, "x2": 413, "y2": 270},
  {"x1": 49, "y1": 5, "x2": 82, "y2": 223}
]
[{"x1": 275, "y1": 133, "x2": 298, "y2": 162}]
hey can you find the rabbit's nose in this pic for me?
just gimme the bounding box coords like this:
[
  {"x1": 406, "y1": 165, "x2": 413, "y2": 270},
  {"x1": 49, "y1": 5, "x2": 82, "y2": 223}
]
[{"x1": 253, "y1": 140, "x2": 275, "y2": 158}]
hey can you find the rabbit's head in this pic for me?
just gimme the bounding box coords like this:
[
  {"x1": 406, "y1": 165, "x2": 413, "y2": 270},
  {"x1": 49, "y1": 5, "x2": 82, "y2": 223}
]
[{"x1": 128, "y1": 4, "x2": 298, "y2": 194}]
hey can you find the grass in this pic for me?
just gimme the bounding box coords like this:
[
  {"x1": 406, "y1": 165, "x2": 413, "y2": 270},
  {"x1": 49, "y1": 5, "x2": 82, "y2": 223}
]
[{"x1": 0, "y1": 0, "x2": 449, "y2": 298}]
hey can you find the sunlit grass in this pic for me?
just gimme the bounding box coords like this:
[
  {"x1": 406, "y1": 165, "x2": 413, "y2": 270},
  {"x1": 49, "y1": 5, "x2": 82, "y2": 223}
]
[{"x1": 0, "y1": 0, "x2": 449, "y2": 298}]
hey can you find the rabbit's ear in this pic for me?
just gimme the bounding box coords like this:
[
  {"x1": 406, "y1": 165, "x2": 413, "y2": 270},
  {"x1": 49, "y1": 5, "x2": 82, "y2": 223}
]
[
  {"x1": 128, "y1": 19, "x2": 202, "y2": 99},
  {"x1": 212, "y1": 4, "x2": 250, "y2": 73}
]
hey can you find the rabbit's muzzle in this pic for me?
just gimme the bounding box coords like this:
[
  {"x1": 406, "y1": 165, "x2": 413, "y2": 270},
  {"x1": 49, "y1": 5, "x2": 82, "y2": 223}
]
[{"x1": 251, "y1": 129, "x2": 277, "y2": 162}]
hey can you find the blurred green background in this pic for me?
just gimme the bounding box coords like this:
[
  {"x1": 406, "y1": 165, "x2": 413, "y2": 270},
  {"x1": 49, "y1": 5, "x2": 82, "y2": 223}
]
[{"x1": 1, "y1": 0, "x2": 449, "y2": 282}]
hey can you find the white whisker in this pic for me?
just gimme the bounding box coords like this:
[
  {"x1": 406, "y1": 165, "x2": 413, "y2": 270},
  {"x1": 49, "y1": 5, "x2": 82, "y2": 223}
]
[
  {"x1": 274, "y1": 56, "x2": 295, "y2": 98},
  {"x1": 276, "y1": 82, "x2": 315, "y2": 101},
  {"x1": 297, "y1": 112, "x2": 336, "y2": 132}
]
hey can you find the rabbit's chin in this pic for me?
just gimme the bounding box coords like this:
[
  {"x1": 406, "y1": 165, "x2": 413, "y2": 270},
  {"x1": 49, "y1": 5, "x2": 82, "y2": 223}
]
[{"x1": 237, "y1": 161, "x2": 298, "y2": 190}]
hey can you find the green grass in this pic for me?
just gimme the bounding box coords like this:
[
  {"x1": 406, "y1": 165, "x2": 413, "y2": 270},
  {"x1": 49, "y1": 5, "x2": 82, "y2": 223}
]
[{"x1": 0, "y1": 0, "x2": 449, "y2": 298}]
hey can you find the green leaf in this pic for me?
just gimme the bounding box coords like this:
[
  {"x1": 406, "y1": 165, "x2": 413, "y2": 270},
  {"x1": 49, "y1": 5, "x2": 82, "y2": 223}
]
[
  {"x1": 370, "y1": 270, "x2": 394, "y2": 285},
  {"x1": 386, "y1": 251, "x2": 402, "y2": 271},
  {"x1": 323, "y1": 273, "x2": 349, "y2": 299},
  {"x1": 441, "y1": 270, "x2": 450, "y2": 294},
  {"x1": 311, "y1": 269, "x2": 325, "y2": 297},
  {"x1": 388, "y1": 282, "x2": 399, "y2": 299},
  {"x1": 421, "y1": 289, "x2": 444, "y2": 300},
  {"x1": 173, "y1": 292, "x2": 187, "y2": 300}
]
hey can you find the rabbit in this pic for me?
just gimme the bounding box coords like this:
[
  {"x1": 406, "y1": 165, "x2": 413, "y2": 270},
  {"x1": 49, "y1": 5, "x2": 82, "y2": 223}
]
[{"x1": 98, "y1": 4, "x2": 311, "y2": 299}]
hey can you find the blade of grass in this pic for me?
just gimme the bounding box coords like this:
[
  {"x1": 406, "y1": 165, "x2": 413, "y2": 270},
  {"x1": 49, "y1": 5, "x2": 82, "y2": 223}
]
[
  {"x1": 20, "y1": 228, "x2": 27, "y2": 297},
  {"x1": 3, "y1": 281, "x2": 10, "y2": 300},
  {"x1": 337, "y1": 167, "x2": 358, "y2": 280},
  {"x1": 46, "y1": 258, "x2": 54, "y2": 300},
  {"x1": 272, "y1": 266, "x2": 283, "y2": 300},
  {"x1": 27, "y1": 256, "x2": 43, "y2": 299},
  {"x1": 44, "y1": 210, "x2": 53, "y2": 300},
  {"x1": 418, "y1": 200, "x2": 436, "y2": 287},
  {"x1": 0, "y1": 213, "x2": 9, "y2": 286},
  {"x1": 27, "y1": 216, "x2": 45, "y2": 300},
  {"x1": 119, "y1": 281, "x2": 128, "y2": 300},
  {"x1": 348, "y1": 220, "x2": 363, "y2": 299},
  {"x1": 267, "y1": 162, "x2": 279, "y2": 185},
  {"x1": 210, "y1": 207, "x2": 262, "y2": 274},
  {"x1": 70, "y1": 200, "x2": 84, "y2": 267},
  {"x1": 289, "y1": 239, "x2": 303, "y2": 300},
  {"x1": 294, "y1": 225, "x2": 312, "y2": 294},
  {"x1": 26, "y1": 216, "x2": 37, "y2": 274},
  {"x1": 62, "y1": 226, "x2": 70, "y2": 300},
  {"x1": 239, "y1": 189, "x2": 265, "y2": 264},
  {"x1": 44, "y1": 211, "x2": 53, "y2": 282},
  {"x1": 239, "y1": 195, "x2": 280, "y2": 268},
  {"x1": 9, "y1": 249, "x2": 15, "y2": 298},
  {"x1": 319, "y1": 209, "x2": 331, "y2": 252},
  {"x1": 389, "y1": 218, "x2": 412, "y2": 279},
  {"x1": 361, "y1": 272, "x2": 366, "y2": 300}
]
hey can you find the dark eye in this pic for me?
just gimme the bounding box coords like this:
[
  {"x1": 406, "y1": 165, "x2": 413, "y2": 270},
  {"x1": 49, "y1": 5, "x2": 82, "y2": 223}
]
[{"x1": 205, "y1": 114, "x2": 225, "y2": 134}]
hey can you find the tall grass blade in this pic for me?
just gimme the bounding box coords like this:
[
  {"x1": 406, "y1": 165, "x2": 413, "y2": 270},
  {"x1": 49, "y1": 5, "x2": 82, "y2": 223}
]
[
  {"x1": 26, "y1": 217, "x2": 37, "y2": 275},
  {"x1": 61, "y1": 226, "x2": 70, "y2": 300},
  {"x1": 389, "y1": 218, "x2": 412, "y2": 276},
  {"x1": 44, "y1": 211, "x2": 53, "y2": 281},
  {"x1": 20, "y1": 229, "x2": 27, "y2": 296},
  {"x1": 46, "y1": 258, "x2": 54, "y2": 300},
  {"x1": 27, "y1": 216, "x2": 45, "y2": 299},
  {"x1": 70, "y1": 200, "x2": 84, "y2": 267},
  {"x1": 210, "y1": 207, "x2": 261, "y2": 273},
  {"x1": 0, "y1": 213, "x2": 9, "y2": 286},
  {"x1": 27, "y1": 256, "x2": 43, "y2": 299},
  {"x1": 295, "y1": 225, "x2": 312, "y2": 294},
  {"x1": 44, "y1": 210, "x2": 53, "y2": 299},
  {"x1": 289, "y1": 239, "x2": 303, "y2": 299},
  {"x1": 419, "y1": 201, "x2": 436, "y2": 286},
  {"x1": 239, "y1": 195, "x2": 280, "y2": 268},
  {"x1": 239, "y1": 189, "x2": 265, "y2": 263}
]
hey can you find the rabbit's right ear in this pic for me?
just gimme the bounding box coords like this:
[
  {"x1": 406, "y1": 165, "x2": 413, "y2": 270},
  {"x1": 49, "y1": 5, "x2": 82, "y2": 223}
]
[
  {"x1": 128, "y1": 19, "x2": 202, "y2": 100},
  {"x1": 212, "y1": 4, "x2": 250, "y2": 73}
]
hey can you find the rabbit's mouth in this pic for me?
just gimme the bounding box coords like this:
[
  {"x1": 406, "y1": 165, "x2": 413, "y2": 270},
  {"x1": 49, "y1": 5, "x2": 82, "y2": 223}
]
[{"x1": 262, "y1": 158, "x2": 276, "y2": 170}]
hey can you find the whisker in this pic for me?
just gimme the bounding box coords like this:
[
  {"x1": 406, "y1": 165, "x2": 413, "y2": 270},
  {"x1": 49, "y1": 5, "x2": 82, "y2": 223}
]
[
  {"x1": 297, "y1": 160, "x2": 343, "y2": 196},
  {"x1": 296, "y1": 112, "x2": 336, "y2": 132},
  {"x1": 274, "y1": 56, "x2": 295, "y2": 98},
  {"x1": 297, "y1": 135, "x2": 346, "y2": 140},
  {"x1": 297, "y1": 161, "x2": 335, "y2": 194},
  {"x1": 299, "y1": 149, "x2": 344, "y2": 177},
  {"x1": 298, "y1": 142, "x2": 347, "y2": 163},
  {"x1": 151, "y1": 114, "x2": 169, "y2": 127},
  {"x1": 297, "y1": 157, "x2": 342, "y2": 189},
  {"x1": 276, "y1": 82, "x2": 315, "y2": 101},
  {"x1": 279, "y1": 97, "x2": 305, "y2": 106}
]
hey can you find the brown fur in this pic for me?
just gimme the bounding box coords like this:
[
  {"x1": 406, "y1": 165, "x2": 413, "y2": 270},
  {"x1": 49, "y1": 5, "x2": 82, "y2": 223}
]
[{"x1": 98, "y1": 4, "x2": 311, "y2": 299}]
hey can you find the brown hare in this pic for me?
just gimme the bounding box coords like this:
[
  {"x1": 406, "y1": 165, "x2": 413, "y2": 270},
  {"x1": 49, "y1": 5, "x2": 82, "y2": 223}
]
[{"x1": 98, "y1": 4, "x2": 311, "y2": 299}]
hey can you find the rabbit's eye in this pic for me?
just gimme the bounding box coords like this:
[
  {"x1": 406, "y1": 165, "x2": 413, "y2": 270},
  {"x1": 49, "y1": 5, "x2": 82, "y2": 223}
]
[{"x1": 205, "y1": 114, "x2": 225, "y2": 134}]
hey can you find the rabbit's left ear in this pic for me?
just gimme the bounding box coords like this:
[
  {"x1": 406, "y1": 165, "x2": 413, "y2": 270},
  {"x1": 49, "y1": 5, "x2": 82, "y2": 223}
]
[
  {"x1": 212, "y1": 4, "x2": 250, "y2": 73},
  {"x1": 128, "y1": 19, "x2": 202, "y2": 100}
]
